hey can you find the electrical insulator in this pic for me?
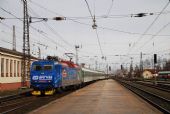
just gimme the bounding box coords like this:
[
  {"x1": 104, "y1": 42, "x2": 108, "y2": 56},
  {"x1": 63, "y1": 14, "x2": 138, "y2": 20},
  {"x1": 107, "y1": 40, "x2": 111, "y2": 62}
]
[{"x1": 53, "y1": 17, "x2": 66, "y2": 20}]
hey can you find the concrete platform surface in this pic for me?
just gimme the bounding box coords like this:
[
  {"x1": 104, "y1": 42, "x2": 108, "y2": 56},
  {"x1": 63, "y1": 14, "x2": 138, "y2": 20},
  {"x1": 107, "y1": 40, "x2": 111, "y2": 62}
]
[{"x1": 29, "y1": 79, "x2": 162, "y2": 114}]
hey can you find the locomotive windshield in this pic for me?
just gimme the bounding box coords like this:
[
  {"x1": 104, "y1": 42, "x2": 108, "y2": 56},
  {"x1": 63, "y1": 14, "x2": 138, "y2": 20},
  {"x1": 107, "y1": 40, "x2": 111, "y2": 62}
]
[
  {"x1": 33, "y1": 65, "x2": 42, "y2": 71},
  {"x1": 32, "y1": 64, "x2": 53, "y2": 71},
  {"x1": 44, "y1": 65, "x2": 53, "y2": 70}
]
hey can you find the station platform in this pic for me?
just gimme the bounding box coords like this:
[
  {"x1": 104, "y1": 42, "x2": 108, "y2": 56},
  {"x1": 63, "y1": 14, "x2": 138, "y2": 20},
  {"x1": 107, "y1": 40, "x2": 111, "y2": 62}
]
[{"x1": 29, "y1": 79, "x2": 162, "y2": 114}]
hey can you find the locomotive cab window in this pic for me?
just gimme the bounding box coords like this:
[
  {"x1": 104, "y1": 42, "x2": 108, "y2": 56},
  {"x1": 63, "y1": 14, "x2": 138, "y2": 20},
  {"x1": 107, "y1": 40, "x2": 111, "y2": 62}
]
[
  {"x1": 33, "y1": 65, "x2": 42, "y2": 71},
  {"x1": 44, "y1": 65, "x2": 53, "y2": 70}
]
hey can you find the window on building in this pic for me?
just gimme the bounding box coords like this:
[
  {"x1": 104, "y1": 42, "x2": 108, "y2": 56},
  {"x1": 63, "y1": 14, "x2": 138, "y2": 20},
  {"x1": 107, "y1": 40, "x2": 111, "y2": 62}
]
[
  {"x1": 14, "y1": 60, "x2": 16, "y2": 77},
  {"x1": 1, "y1": 58, "x2": 4, "y2": 77},
  {"x1": 17, "y1": 61, "x2": 20, "y2": 77},
  {"x1": 10, "y1": 60, "x2": 13, "y2": 77},
  {"x1": 6, "y1": 59, "x2": 9, "y2": 77}
]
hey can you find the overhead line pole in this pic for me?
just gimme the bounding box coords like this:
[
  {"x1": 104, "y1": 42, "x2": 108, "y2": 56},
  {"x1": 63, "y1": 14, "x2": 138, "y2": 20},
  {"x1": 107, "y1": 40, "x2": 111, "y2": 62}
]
[
  {"x1": 75, "y1": 45, "x2": 80, "y2": 64},
  {"x1": 21, "y1": 0, "x2": 30, "y2": 87},
  {"x1": 12, "y1": 25, "x2": 16, "y2": 51}
]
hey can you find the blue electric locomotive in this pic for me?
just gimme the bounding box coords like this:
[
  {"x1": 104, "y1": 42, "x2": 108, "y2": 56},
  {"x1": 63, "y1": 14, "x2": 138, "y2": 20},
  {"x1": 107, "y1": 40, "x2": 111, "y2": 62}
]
[
  {"x1": 30, "y1": 56, "x2": 106, "y2": 95},
  {"x1": 30, "y1": 58, "x2": 82, "y2": 95}
]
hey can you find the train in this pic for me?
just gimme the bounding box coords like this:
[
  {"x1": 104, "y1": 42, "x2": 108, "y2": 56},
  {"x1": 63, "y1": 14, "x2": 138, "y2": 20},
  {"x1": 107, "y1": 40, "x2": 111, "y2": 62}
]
[
  {"x1": 158, "y1": 71, "x2": 170, "y2": 80},
  {"x1": 30, "y1": 56, "x2": 106, "y2": 95}
]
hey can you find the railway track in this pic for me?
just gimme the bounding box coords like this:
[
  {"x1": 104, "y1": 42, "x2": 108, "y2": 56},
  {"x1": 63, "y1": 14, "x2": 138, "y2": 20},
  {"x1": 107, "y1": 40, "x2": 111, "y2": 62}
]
[
  {"x1": 0, "y1": 90, "x2": 74, "y2": 114},
  {"x1": 0, "y1": 90, "x2": 34, "y2": 114},
  {"x1": 0, "y1": 96, "x2": 35, "y2": 114},
  {"x1": 135, "y1": 81, "x2": 170, "y2": 93},
  {"x1": 114, "y1": 78, "x2": 170, "y2": 114}
]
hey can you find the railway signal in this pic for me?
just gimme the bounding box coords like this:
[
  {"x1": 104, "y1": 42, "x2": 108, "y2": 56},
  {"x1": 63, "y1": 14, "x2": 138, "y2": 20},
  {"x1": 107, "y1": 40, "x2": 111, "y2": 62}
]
[{"x1": 154, "y1": 54, "x2": 157, "y2": 64}]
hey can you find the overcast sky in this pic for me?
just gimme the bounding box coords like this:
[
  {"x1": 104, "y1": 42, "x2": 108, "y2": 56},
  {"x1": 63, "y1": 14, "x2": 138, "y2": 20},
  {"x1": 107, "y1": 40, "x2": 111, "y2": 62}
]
[{"x1": 0, "y1": 0, "x2": 170, "y2": 70}]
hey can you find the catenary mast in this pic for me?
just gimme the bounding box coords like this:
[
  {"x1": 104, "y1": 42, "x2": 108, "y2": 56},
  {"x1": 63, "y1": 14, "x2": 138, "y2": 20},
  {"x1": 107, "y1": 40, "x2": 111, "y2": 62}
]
[{"x1": 21, "y1": 0, "x2": 30, "y2": 87}]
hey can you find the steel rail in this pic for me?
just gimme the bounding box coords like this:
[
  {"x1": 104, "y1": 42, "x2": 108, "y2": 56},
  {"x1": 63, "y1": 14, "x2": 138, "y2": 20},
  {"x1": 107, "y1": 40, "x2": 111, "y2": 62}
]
[
  {"x1": 135, "y1": 81, "x2": 170, "y2": 93},
  {"x1": 1, "y1": 102, "x2": 32, "y2": 114},
  {"x1": 0, "y1": 90, "x2": 32, "y2": 103},
  {"x1": 115, "y1": 79, "x2": 170, "y2": 114}
]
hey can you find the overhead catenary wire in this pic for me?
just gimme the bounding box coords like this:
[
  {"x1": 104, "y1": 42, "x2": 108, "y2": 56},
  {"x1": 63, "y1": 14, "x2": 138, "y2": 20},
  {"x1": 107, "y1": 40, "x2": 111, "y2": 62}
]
[
  {"x1": 25, "y1": 1, "x2": 170, "y2": 37},
  {"x1": 29, "y1": 1, "x2": 99, "y2": 56},
  {"x1": 26, "y1": 1, "x2": 170, "y2": 61},
  {"x1": 28, "y1": 0, "x2": 170, "y2": 60},
  {"x1": 135, "y1": 21, "x2": 170, "y2": 52},
  {"x1": 0, "y1": 21, "x2": 62, "y2": 55},
  {"x1": 0, "y1": 6, "x2": 73, "y2": 54},
  {"x1": 95, "y1": 29, "x2": 104, "y2": 57},
  {"x1": 1, "y1": 20, "x2": 54, "y2": 50},
  {"x1": 32, "y1": 1, "x2": 170, "y2": 61},
  {"x1": 1, "y1": 26, "x2": 69, "y2": 56},
  {"x1": 69, "y1": 19, "x2": 170, "y2": 37},
  {"x1": 84, "y1": 0, "x2": 95, "y2": 20},
  {"x1": 128, "y1": 0, "x2": 170, "y2": 54},
  {"x1": 28, "y1": 6, "x2": 74, "y2": 49},
  {"x1": 122, "y1": 0, "x2": 170, "y2": 64},
  {"x1": 84, "y1": 0, "x2": 105, "y2": 57},
  {"x1": 2, "y1": 11, "x2": 170, "y2": 20},
  {"x1": 105, "y1": 0, "x2": 114, "y2": 17},
  {"x1": 1, "y1": 6, "x2": 170, "y2": 48}
]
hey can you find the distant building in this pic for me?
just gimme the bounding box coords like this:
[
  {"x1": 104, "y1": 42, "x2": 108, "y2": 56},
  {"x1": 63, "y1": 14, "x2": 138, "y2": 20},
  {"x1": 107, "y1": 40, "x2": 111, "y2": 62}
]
[
  {"x1": 142, "y1": 69, "x2": 157, "y2": 79},
  {"x1": 0, "y1": 47, "x2": 38, "y2": 91}
]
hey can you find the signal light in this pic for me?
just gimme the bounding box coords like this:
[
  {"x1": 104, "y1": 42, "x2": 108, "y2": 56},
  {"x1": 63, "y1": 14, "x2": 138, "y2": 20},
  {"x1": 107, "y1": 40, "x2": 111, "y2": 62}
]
[
  {"x1": 121, "y1": 65, "x2": 123, "y2": 70},
  {"x1": 109, "y1": 66, "x2": 111, "y2": 71},
  {"x1": 154, "y1": 54, "x2": 157, "y2": 64}
]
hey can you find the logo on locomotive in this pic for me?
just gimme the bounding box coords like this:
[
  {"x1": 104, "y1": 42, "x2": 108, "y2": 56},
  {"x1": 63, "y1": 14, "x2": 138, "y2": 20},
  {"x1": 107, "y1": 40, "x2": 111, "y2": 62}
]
[
  {"x1": 62, "y1": 69, "x2": 67, "y2": 77},
  {"x1": 32, "y1": 75, "x2": 52, "y2": 80}
]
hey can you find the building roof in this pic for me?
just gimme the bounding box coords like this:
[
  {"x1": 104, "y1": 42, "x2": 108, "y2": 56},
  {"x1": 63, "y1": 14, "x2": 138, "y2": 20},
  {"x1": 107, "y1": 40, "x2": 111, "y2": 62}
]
[
  {"x1": 143, "y1": 69, "x2": 158, "y2": 74},
  {"x1": 0, "y1": 47, "x2": 23, "y2": 56},
  {"x1": 0, "y1": 47, "x2": 37, "y2": 59}
]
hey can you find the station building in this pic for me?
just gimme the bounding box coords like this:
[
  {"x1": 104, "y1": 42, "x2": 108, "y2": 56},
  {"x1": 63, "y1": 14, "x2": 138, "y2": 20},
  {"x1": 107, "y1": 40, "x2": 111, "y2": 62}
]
[{"x1": 0, "y1": 47, "x2": 37, "y2": 91}]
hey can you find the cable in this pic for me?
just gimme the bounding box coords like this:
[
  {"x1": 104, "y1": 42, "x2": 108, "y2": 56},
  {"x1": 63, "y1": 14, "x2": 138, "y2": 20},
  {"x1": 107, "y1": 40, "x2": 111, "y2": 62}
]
[
  {"x1": 0, "y1": 21, "x2": 56, "y2": 51},
  {"x1": 0, "y1": 22, "x2": 60, "y2": 54},
  {"x1": 29, "y1": 1, "x2": 100, "y2": 56},
  {"x1": 28, "y1": 6, "x2": 74, "y2": 49},
  {"x1": 105, "y1": 0, "x2": 114, "y2": 17},
  {"x1": 43, "y1": 23, "x2": 74, "y2": 48},
  {"x1": 28, "y1": 1, "x2": 170, "y2": 59},
  {"x1": 70, "y1": 19, "x2": 170, "y2": 36},
  {"x1": 84, "y1": 0, "x2": 105, "y2": 57},
  {"x1": 129, "y1": 0, "x2": 170, "y2": 53},
  {"x1": 135, "y1": 21, "x2": 170, "y2": 52},
  {"x1": 122, "y1": 0, "x2": 170, "y2": 64},
  {"x1": 95, "y1": 29, "x2": 104, "y2": 57},
  {"x1": 156, "y1": 48, "x2": 170, "y2": 53},
  {"x1": 0, "y1": 6, "x2": 72, "y2": 53},
  {"x1": 29, "y1": 1, "x2": 99, "y2": 57},
  {"x1": 28, "y1": 1, "x2": 170, "y2": 37},
  {"x1": 84, "y1": 0, "x2": 94, "y2": 20},
  {"x1": 0, "y1": 7, "x2": 23, "y2": 21},
  {"x1": 3, "y1": 11, "x2": 170, "y2": 20}
]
